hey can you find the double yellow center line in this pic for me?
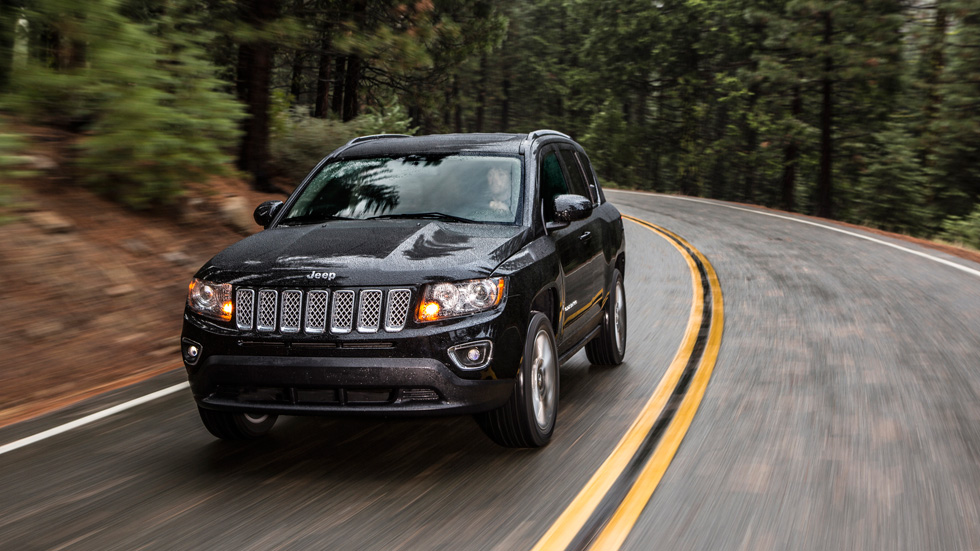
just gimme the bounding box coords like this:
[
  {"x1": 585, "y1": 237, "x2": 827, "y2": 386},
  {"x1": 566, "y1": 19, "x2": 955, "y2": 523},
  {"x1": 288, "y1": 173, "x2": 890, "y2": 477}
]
[{"x1": 531, "y1": 215, "x2": 724, "y2": 551}]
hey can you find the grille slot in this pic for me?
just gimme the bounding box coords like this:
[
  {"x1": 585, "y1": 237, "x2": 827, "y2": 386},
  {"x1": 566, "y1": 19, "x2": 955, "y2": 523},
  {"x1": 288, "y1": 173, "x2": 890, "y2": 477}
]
[
  {"x1": 357, "y1": 290, "x2": 383, "y2": 333},
  {"x1": 330, "y1": 290, "x2": 355, "y2": 334},
  {"x1": 280, "y1": 290, "x2": 302, "y2": 333},
  {"x1": 236, "y1": 289, "x2": 255, "y2": 330},
  {"x1": 385, "y1": 289, "x2": 412, "y2": 331},
  {"x1": 305, "y1": 290, "x2": 328, "y2": 334},
  {"x1": 256, "y1": 290, "x2": 278, "y2": 332},
  {"x1": 234, "y1": 287, "x2": 411, "y2": 335}
]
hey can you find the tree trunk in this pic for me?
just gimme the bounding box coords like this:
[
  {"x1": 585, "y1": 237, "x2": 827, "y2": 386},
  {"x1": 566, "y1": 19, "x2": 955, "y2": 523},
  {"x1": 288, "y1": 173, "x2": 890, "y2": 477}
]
[
  {"x1": 921, "y1": 4, "x2": 947, "y2": 164},
  {"x1": 442, "y1": 86, "x2": 451, "y2": 128},
  {"x1": 236, "y1": 0, "x2": 278, "y2": 192},
  {"x1": 475, "y1": 54, "x2": 487, "y2": 132},
  {"x1": 331, "y1": 56, "x2": 345, "y2": 116},
  {"x1": 289, "y1": 49, "x2": 303, "y2": 104},
  {"x1": 500, "y1": 73, "x2": 510, "y2": 132},
  {"x1": 342, "y1": 54, "x2": 360, "y2": 122},
  {"x1": 652, "y1": 89, "x2": 664, "y2": 191},
  {"x1": 340, "y1": 0, "x2": 366, "y2": 122},
  {"x1": 313, "y1": 49, "x2": 331, "y2": 118},
  {"x1": 40, "y1": 26, "x2": 59, "y2": 69},
  {"x1": 742, "y1": 87, "x2": 758, "y2": 203},
  {"x1": 0, "y1": 0, "x2": 19, "y2": 91},
  {"x1": 68, "y1": 35, "x2": 86, "y2": 70},
  {"x1": 817, "y1": 12, "x2": 834, "y2": 219},
  {"x1": 235, "y1": 42, "x2": 251, "y2": 102},
  {"x1": 453, "y1": 76, "x2": 462, "y2": 133},
  {"x1": 782, "y1": 85, "x2": 802, "y2": 211}
]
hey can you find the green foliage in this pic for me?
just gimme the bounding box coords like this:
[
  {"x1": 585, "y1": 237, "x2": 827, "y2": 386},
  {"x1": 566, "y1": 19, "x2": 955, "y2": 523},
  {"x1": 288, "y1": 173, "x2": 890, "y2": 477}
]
[
  {"x1": 931, "y1": 0, "x2": 980, "y2": 220},
  {"x1": 840, "y1": 122, "x2": 935, "y2": 234},
  {"x1": 81, "y1": 11, "x2": 244, "y2": 208},
  {"x1": 357, "y1": 99, "x2": 419, "y2": 137},
  {"x1": 581, "y1": 98, "x2": 639, "y2": 189},
  {"x1": 0, "y1": 130, "x2": 37, "y2": 181},
  {"x1": 0, "y1": 130, "x2": 35, "y2": 224},
  {"x1": 270, "y1": 116, "x2": 356, "y2": 182},
  {"x1": 939, "y1": 207, "x2": 980, "y2": 250},
  {"x1": 6, "y1": 0, "x2": 244, "y2": 209},
  {"x1": 2, "y1": 0, "x2": 980, "y2": 244},
  {"x1": 271, "y1": 98, "x2": 417, "y2": 182}
]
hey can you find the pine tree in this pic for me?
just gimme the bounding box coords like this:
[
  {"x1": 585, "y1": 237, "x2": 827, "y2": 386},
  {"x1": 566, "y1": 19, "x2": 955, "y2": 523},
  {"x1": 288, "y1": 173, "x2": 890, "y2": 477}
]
[
  {"x1": 8, "y1": 0, "x2": 245, "y2": 208},
  {"x1": 755, "y1": 0, "x2": 905, "y2": 218},
  {"x1": 933, "y1": 0, "x2": 980, "y2": 218}
]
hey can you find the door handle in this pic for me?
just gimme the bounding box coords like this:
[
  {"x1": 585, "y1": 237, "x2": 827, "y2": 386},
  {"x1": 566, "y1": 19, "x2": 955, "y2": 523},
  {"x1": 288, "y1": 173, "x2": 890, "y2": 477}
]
[{"x1": 579, "y1": 231, "x2": 591, "y2": 241}]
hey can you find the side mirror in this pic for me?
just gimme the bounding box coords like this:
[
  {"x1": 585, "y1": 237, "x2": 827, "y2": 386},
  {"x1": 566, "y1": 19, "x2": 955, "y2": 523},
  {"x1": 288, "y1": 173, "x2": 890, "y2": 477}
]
[
  {"x1": 253, "y1": 200, "x2": 284, "y2": 228},
  {"x1": 552, "y1": 194, "x2": 594, "y2": 224}
]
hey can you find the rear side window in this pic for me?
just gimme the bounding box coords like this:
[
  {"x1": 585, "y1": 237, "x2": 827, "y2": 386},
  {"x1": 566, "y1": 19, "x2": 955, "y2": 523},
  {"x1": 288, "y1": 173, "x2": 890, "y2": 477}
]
[
  {"x1": 559, "y1": 149, "x2": 592, "y2": 201},
  {"x1": 574, "y1": 151, "x2": 602, "y2": 204},
  {"x1": 540, "y1": 151, "x2": 568, "y2": 222}
]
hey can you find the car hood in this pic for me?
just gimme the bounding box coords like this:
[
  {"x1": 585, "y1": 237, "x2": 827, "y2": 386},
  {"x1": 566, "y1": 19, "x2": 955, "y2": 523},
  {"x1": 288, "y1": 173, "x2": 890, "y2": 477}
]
[{"x1": 196, "y1": 220, "x2": 531, "y2": 287}]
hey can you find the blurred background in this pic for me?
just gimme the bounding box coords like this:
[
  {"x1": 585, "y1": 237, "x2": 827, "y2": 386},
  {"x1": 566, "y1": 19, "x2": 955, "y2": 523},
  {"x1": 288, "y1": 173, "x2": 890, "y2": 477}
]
[{"x1": 0, "y1": 0, "x2": 978, "y2": 426}]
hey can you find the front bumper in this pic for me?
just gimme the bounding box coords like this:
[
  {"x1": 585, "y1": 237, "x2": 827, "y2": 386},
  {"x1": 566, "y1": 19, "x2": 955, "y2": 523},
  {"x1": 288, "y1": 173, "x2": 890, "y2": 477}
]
[
  {"x1": 188, "y1": 354, "x2": 514, "y2": 416},
  {"x1": 181, "y1": 304, "x2": 526, "y2": 417}
]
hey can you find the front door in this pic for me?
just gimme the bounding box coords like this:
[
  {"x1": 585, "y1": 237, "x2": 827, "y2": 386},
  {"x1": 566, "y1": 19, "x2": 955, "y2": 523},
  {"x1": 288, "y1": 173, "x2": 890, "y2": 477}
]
[{"x1": 539, "y1": 147, "x2": 604, "y2": 342}]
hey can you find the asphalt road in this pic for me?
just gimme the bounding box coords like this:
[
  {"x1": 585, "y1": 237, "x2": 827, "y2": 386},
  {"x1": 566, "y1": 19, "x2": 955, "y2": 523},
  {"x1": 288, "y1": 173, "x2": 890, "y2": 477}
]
[{"x1": 2, "y1": 191, "x2": 979, "y2": 550}]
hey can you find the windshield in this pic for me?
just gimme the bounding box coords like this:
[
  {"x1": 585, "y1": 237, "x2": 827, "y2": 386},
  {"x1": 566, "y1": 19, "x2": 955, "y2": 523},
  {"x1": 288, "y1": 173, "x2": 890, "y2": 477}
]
[{"x1": 280, "y1": 155, "x2": 523, "y2": 225}]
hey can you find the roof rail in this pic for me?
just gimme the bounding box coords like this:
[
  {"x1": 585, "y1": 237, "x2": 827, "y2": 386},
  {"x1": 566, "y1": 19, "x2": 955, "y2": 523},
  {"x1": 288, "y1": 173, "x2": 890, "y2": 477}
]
[
  {"x1": 345, "y1": 134, "x2": 413, "y2": 146},
  {"x1": 529, "y1": 129, "x2": 571, "y2": 141}
]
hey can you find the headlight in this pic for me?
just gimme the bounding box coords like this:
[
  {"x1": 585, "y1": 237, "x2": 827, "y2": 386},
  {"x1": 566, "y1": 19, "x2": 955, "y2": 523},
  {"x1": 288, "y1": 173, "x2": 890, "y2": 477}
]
[
  {"x1": 187, "y1": 278, "x2": 233, "y2": 322},
  {"x1": 417, "y1": 277, "x2": 506, "y2": 322}
]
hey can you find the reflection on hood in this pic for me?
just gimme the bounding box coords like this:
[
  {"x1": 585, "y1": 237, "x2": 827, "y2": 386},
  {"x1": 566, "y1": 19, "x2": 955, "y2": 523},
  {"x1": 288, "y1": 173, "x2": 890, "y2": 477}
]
[{"x1": 198, "y1": 220, "x2": 529, "y2": 288}]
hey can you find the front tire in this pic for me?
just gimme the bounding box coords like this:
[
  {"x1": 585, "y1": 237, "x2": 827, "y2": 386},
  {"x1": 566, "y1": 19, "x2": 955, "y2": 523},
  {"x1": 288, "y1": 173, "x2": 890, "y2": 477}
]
[
  {"x1": 476, "y1": 312, "x2": 559, "y2": 448},
  {"x1": 198, "y1": 407, "x2": 278, "y2": 440},
  {"x1": 586, "y1": 269, "x2": 627, "y2": 366}
]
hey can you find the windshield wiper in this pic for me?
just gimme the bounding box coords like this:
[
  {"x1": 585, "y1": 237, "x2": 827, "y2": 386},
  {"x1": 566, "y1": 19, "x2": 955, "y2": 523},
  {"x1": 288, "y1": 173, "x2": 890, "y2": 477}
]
[
  {"x1": 278, "y1": 214, "x2": 354, "y2": 226},
  {"x1": 367, "y1": 212, "x2": 477, "y2": 223}
]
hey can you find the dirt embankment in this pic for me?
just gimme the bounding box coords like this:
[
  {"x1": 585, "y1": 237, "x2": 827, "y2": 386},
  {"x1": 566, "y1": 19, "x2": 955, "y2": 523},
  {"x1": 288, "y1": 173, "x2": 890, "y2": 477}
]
[{"x1": 0, "y1": 160, "x2": 286, "y2": 428}]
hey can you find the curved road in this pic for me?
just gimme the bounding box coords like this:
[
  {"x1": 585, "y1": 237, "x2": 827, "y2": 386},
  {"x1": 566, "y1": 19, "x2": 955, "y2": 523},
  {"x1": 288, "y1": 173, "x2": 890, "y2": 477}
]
[{"x1": 2, "y1": 191, "x2": 979, "y2": 550}]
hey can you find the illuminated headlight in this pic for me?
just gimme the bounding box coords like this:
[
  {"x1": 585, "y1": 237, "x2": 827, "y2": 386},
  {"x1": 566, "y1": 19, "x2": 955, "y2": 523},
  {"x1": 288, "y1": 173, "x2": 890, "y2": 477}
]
[
  {"x1": 187, "y1": 278, "x2": 233, "y2": 322},
  {"x1": 417, "y1": 277, "x2": 506, "y2": 322}
]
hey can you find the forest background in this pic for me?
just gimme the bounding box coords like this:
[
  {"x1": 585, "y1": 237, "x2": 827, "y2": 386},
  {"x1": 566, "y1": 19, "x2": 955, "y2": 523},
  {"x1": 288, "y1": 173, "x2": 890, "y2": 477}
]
[{"x1": 1, "y1": 0, "x2": 979, "y2": 248}]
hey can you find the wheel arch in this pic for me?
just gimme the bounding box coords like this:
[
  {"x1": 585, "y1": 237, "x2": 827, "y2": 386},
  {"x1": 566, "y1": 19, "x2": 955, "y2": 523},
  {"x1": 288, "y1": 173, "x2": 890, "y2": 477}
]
[{"x1": 530, "y1": 286, "x2": 560, "y2": 335}]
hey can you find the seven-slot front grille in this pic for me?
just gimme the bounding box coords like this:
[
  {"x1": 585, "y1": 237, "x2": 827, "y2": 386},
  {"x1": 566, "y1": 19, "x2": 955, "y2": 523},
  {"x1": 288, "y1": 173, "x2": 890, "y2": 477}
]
[{"x1": 235, "y1": 287, "x2": 412, "y2": 335}]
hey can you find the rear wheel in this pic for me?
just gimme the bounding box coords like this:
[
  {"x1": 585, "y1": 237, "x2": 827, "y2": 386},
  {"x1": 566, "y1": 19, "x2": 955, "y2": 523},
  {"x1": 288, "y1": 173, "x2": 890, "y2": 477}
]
[
  {"x1": 198, "y1": 407, "x2": 278, "y2": 440},
  {"x1": 586, "y1": 269, "x2": 626, "y2": 366},
  {"x1": 476, "y1": 312, "x2": 558, "y2": 448}
]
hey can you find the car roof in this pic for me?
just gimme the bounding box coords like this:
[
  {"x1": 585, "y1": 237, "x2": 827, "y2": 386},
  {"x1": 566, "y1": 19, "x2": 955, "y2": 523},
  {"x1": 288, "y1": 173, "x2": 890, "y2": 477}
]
[
  {"x1": 329, "y1": 133, "x2": 525, "y2": 160},
  {"x1": 327, "y1": 131, "x2": 577, "y2": 160}
]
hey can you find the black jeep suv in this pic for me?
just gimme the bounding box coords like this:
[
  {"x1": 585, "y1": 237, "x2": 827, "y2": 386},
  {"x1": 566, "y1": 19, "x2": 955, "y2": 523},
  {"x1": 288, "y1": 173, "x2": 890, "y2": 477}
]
[{"x1": 181, "y1": 130, "x2": 627, "y2": 447}]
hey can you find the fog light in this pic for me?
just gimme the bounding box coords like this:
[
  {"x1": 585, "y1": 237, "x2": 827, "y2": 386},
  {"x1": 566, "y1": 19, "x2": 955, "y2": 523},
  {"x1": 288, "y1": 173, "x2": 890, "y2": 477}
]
[
  {"x1": 448, "y1": 340, "x2": 493, "y2": 371},
  {"x1": 182, "y1": 339, "x2": 202, "y2": 366}
]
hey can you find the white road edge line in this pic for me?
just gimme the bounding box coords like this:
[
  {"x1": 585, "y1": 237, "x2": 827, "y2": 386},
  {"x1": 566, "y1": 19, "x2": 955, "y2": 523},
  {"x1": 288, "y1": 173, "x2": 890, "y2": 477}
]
[
  {"x1": 0, "y1": 382, "x2": 189, "y2": 457},
  {"x1": 609, "y1": 190, "x2": 980, "y2": 279}
]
